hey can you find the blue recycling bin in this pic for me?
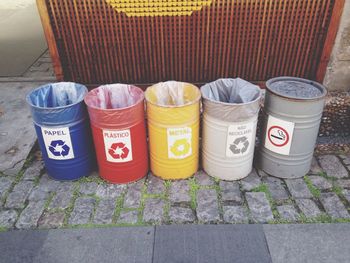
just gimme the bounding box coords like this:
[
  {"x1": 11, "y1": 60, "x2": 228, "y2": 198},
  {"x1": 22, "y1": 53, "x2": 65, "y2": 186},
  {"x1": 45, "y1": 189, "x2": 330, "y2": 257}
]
[{"x1": 27, "y1": 82, "x2": 95, "y2": 180}]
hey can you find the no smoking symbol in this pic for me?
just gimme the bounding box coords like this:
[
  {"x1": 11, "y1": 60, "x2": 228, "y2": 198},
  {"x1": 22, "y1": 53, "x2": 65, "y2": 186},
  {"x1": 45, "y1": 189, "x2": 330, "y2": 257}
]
[{"x1": 268, "y1": 126, "x2": 289, "y2": 147}]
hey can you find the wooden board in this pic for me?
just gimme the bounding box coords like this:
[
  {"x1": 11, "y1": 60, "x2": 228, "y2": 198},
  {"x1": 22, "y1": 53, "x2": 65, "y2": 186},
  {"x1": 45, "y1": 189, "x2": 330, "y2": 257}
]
[{"x1": 37, "y1": 0, "x2": 345, "y2": 86}]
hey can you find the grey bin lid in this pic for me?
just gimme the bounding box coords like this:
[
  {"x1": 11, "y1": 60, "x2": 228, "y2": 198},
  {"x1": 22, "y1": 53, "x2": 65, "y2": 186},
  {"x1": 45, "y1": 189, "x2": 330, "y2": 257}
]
[
  {"x1": 266, "y1": 77, "x2": 327, "y2": 101},
  {"x1": 201, "y1": 78, "x2": 262, "y2": 122}
]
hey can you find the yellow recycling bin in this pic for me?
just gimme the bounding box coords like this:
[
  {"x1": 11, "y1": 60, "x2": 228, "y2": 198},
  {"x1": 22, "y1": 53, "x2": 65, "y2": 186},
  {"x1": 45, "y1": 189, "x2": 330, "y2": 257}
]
[{"x1": 145, "y1": 81, "x2": 201, "y2": 180}]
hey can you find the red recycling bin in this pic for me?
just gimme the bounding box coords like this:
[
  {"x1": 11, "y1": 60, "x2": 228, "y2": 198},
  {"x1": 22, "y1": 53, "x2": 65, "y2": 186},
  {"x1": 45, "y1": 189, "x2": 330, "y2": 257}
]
[{"x1": 84, "y1": 84, "x2": 148, "y2": 183}]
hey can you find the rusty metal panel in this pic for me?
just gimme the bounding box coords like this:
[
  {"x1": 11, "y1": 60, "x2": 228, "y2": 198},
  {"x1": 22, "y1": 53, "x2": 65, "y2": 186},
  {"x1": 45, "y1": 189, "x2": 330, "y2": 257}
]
[{"x1": 39, "y1": 0, "x2": 342, "y2": 86}]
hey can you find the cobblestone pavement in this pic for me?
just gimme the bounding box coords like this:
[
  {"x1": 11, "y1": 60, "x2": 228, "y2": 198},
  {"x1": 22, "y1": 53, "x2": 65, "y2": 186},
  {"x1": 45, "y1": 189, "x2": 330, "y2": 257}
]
[{"x1": 1, "y1": 151, "x2": 350, "y2": 230}]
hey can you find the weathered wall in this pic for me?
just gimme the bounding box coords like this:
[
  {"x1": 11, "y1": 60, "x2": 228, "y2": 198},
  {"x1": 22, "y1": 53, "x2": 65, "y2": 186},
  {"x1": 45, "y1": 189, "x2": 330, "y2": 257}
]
[{"x1": 324, "y1": 0, "x2": 350, "y2": 91}]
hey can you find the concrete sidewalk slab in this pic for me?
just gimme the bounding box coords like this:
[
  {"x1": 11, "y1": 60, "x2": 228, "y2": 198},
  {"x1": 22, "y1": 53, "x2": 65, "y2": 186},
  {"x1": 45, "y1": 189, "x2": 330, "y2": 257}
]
[
  {"x1": 0, "y1": 2, "x2": 46, "y2": 76},
  {"x1": 1, "y1": 224, "x2": 350, "y2": 262},
  {"x1": 264, "y1": 224, "x2": 350, "y2": 263},
  {"x1": 153, "y1": 225, "x2": 272, "y2": 263},
  {"x1": 0, "y1": 82, "x2": 43, "y2": 175},
  {"x1": 0, "y1": 227, "x2": 155, "y2": 263}
]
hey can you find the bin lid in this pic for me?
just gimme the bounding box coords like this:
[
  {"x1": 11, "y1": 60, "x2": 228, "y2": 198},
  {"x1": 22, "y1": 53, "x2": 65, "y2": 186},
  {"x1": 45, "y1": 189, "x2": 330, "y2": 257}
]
[{"x1": 266, "y1": 77, "x2": 327, "y2": 101}]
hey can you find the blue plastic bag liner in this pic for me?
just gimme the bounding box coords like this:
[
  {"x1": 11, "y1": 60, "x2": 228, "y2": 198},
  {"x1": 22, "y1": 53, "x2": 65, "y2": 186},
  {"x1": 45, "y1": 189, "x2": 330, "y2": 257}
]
[
  {"x1": 26, "y1": 82, "x2": 95, "y2": 181},
  {"x1": 26, "y1": 82, "x2": 88, "y2": 126},
  {"x1": 201, "y1": 78, "x2": 262, "y2": 122}
]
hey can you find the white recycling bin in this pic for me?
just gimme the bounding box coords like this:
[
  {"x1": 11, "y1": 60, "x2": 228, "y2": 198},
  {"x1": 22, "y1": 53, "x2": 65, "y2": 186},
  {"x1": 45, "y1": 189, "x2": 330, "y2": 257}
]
[{"x1": 201, "y1": 78, "x2": 262, "y2": 181}]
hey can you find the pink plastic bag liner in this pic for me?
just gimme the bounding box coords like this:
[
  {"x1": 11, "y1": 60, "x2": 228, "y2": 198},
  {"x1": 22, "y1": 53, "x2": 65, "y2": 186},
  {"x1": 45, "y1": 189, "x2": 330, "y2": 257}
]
[
  {"x1": 84, "y1": 84, "x2": 145, "y2": 128},
  {"x1": 84, "y1": 84, "x2": 144, "y2": 110}
]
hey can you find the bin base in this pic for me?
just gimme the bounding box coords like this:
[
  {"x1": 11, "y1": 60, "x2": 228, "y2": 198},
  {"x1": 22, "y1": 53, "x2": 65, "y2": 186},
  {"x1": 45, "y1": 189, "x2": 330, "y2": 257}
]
[{"x1": 256, "y1": 153, "x2": 311, "y2": 179}]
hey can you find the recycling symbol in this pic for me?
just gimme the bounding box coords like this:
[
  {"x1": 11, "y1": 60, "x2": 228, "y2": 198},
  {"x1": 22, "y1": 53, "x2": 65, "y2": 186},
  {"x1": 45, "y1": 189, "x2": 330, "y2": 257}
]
[
  {"x1": 229, "y1": 136, "x2": 249, "y2": 155},
  {"x1": 108, "y1": 142, "x2": 130, "y2": 160},
  {"x1": 170, "y1": 138, "x2": 191, "y2": 157},
  {"x1": 48, "y1": 140, "x2": 70, "y2": 157}
]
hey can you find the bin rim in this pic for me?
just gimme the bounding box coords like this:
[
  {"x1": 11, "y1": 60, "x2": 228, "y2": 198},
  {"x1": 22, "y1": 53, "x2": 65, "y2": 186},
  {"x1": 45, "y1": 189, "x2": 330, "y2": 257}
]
[
  {"x1": 26, "y1": 82, "x2": 88, "y2": 110},
  {"x1": 84, "y1": 84, "x2": 145, "y2": 111},
  {"x1": 266, "y1": 76, "x2": 328, "y2": 102},
  {"x1": 200, "y1": 83, "x2": 263, "y2": 107},
  {"x1": 144, "y1": 81, "x2": 201, "y2": 108}
]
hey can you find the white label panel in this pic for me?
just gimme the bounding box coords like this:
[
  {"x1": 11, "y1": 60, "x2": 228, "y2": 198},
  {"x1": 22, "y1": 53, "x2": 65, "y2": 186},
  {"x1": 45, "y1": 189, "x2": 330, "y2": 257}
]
[
  {"x1": 167, "y1": 127, "x2": 192, "y2": 159},
  {"x1": 226, "y1": 121, "x2": 256, "y2": 158},
  {"x1": 41, "y1": 127, "x2": 75, "y2": 160},
  {"x1": 103, "y1": 129, "x2": 133, "y2": 163},
  {"x1": 264, "y1": 115, "x2": 295, "y2": 156}
]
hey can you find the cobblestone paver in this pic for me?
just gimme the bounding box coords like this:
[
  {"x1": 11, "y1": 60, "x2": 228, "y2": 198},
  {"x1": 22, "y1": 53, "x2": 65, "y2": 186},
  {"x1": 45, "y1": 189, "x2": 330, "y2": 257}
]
[
  {"x1": 318, "y1": 155, "x2": 348, "y2": 178},
  {"x1": 5, "y1": 181, "x2": 34, "y2": 209},
  {"x1": 22, "y1": 160, "x2": 44, "y2": 181},
  {"x1": 1, "y1": 153, "x2": 350, "y2": 230},
  {"x1": 219, "y1": 181, "x2": 242, "y2": 203},
  {"x1": 223, "y1": 206, "x2": 248, "y2": 223},
  {"x1": 169, "y1": 206, "x2": 196, "y2": 224},
  {"x1": 118, "y1": 210, "x2": 139, "y2": 224},
  {"x1": 147, "y1": 174, "x2": 165, "y2": 194},
  {"x1": 285, "y1": 179, "x2": 313, "y2": 199},
  {"x1": 196, "y1": 189, "x2": 220, "y2": 223},
  {"x1": 277, "y1": 205, "x2": 299, "y2": 221},
  {"x1": 308, "y1": 176, "x2": 333, "y2": 190},
  {"x1": 93, "y1": 199, "x2": 116, "y2": 225},
  {"x1": 16, "y1": 201, "x2": 46, "y2": 229},
  {"x1": 79, "y1": 182, "x2": 98, "y2": 196},
  {"x1": 143, "y1": 198, "x2": 165, "y2": 223},
  {"x1": 241, "y1": 170, "x2": 262, "y2": 191},
  {"x1": 68, "y1": 197, "x2": 96, "y2": 225},
  {"x1": 246, "y1": 192, "x2": 274, "y2": 223},
  {"x1": 124, "y1": 180, "x2": 144, "y2": 208},
  {"x1": 320, "y1": 193, "x2": 350, "y2": 219},
  {"x1": 195, "y1": 171, "x2": 214, "y2": 186},
  {"x1": 38, "y1": 211, "x2": 65, "y2": 229},
  {"x1": 49, "y1": 183, "x2": 74, "y2": 210},
  {"x1": 0, "y1": 177, "x2": 14, "y2": 203},
  {"x1": 169, "y1": 180, "x2": 191, "y2": 203},
  {"x1": 295, "y1": 199, "x2": 322, "y2": 218},
  {"x1": 263, "y1": 176, "x2": 289, "y2": 202},
  {"x1": 0, "y1": 210, "x2": 18, "y2": 228}
]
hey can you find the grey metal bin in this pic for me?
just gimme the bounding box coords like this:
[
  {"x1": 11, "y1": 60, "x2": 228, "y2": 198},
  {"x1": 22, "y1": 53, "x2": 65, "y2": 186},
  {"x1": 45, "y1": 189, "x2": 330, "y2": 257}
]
[{"x1": 257, "y1": 77, "x2": 327, "y2": 179}]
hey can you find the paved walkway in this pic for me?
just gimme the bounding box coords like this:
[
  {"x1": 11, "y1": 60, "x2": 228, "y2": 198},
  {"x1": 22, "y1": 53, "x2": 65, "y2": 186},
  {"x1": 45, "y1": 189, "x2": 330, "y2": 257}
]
[
  {"x1": 0, "y1": 152, "x2": 350, "y2": 230},
  {"x1": 0, "y1": 0, "x2": 47, "y2": 77},
  {"x1": 1, "y1": 224, "x2": 350, "y2": 263}
]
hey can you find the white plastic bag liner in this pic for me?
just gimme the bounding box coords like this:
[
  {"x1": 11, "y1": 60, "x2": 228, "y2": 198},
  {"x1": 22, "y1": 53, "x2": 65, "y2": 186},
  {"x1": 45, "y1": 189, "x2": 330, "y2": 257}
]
[
  {"x1": 201, "y1": 78, "x2": 262, "y2": 122},
  {"x1": 146, "y1": 81, "x2": 201, "y2": 106}
]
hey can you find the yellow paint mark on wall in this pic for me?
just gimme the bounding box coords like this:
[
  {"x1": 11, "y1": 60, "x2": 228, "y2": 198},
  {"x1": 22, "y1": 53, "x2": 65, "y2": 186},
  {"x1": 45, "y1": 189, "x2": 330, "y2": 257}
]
[{"x1": 105, "y1": 0, "x2": 213, "y2": 17}]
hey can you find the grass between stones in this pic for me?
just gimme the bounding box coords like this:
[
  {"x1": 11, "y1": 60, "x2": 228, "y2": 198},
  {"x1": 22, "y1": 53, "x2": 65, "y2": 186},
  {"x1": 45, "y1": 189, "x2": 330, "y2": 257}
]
[
  {"x1": 304, "y1": 176, "x2": 321, "y2": 198},
  {"x1": 188, "y1": 177, "x2": 200, "y2": 210},
  {"x1": 112, "y1": 194, "x2": 126, "y2": 224},
  {"x1": 63, "y1": 183, "x2": 80, "y2": 226},
  {"x1": 163, "y1": 180, "x2": 171, "y2": 223},
  {"x1": 138, "y1": 182, "x2": 148, "y2": 224},
  {"x1": 332, "y1": 185, "x2": 344, "y2": 196}
]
